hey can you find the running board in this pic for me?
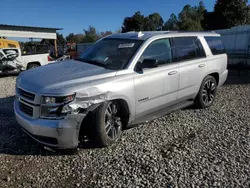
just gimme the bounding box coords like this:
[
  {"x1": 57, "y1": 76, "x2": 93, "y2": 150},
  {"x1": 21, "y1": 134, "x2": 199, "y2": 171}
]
[{"x1": 131, "y1": 100, "x2": 194, "y2": 126}]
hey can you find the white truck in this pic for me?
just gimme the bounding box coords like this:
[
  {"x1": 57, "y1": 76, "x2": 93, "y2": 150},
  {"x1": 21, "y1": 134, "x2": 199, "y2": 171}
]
[
  {"x1": 21, "y1": 52, "x2": 53, "y2": 70},
  {"x1": 0, "y1": 46, "x2": 53, "y2": 74}
]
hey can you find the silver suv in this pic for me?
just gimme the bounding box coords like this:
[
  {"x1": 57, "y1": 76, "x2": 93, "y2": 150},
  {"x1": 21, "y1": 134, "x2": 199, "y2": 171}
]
[{"x1": 14, "y1": 31, "x2": 228, "y2": 149}]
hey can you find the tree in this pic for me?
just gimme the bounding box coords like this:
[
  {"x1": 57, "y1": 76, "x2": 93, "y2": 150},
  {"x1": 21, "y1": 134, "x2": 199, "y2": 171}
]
[
  {"x1": 178, "y1": 1, "x2": 205, "y2": 31},
  {"x1": 83, "y1": 26, "x2": 98, "y2": 42},
  {"x1": 214, "y1": 0, "x2": 250, "y2": 29},
  {"x1": 99, "y1": 31, "x2": 113, "y2": 38},
  {"x1": 56, "y1": 33, "x2": 66, "y2": 47},
  {"x1": 144, "y1": 13, "x2": 164, "y2": 31},
  {"x1": 164, "y1": 13, "x2": 179, "y2": 30},
  {"x1": 202, "y1": 11, "x2": 218, "y2": 30},
  {"x1": 75, "y1": 34, "x2": 85, "y2": 43},
  {"x1": 121, "y1": 11, "x2": 145, "y2": 32},
  {"x1": 66, "y1": 33, "x2": 77, "y2": 43},
  {"x1": 66, "y1": 33, "x2": 84, "y2": 43},
  {"x1": 122, "y1": 11, "x2": 164, "y2": 32},
  {"x1": 115, "y1": 29, "x2": 122, "y2": 33}
]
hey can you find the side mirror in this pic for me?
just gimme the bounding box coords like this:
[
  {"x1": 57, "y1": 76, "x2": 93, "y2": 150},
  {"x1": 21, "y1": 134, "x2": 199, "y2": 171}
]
[{"x1": 141, "y1": 59, "x2": 159, "y2": 69}]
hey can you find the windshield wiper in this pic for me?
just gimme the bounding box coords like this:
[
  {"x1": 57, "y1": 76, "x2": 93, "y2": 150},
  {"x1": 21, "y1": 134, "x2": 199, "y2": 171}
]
[{"x1": 74, "y1": 58, "x2": 107, "y2": 69}]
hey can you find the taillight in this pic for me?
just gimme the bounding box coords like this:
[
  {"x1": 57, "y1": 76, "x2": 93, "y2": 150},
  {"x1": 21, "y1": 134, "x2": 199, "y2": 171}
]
[{"x1": 47, "y1": 55, "x2": 52, "y2": 61}]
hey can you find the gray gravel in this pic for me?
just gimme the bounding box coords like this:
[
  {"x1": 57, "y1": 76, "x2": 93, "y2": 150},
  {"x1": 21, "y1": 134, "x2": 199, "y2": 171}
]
[{"x1": 0, "y1": 71, "x2": 250, "y2": 188}]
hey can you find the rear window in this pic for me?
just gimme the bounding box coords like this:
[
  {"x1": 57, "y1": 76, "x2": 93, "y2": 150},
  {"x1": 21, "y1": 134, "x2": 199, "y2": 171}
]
[
  {"x1": 204, "y1": 36, "x2": 225, "y2": 55},
  {"x1": 171, "y1": 37, "x2": 206, "y2": 62}
]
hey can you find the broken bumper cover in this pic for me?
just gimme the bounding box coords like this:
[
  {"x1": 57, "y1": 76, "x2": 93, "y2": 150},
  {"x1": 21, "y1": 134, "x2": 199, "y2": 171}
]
[{"x1": 14, "y1": 100, "x2": 82, "y2": 149}]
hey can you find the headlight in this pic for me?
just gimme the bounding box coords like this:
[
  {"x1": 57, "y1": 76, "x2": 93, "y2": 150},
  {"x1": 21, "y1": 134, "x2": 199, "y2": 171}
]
[
  {"x1": 42, "y1": 95, "x2": 75, "y2": 105},
  {"x1": 40, "y1": 94, "x2": 75, "y2": 119}
]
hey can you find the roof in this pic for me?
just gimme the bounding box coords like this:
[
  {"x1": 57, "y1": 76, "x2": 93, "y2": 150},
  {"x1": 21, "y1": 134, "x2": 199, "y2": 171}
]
[
  {"x1": 106, "y1": 31, "x2": 220, "y2": 40},
  {"x1": 0, "y1": 24, "x2": 62, "y2": 39},
  {"x1": 0, "y1": 24, "x2": 62, "y2": 32}
]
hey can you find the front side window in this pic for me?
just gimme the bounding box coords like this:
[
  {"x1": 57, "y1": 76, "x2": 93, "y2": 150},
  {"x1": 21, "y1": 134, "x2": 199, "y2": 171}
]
[
  {"x1": 204, "y1": 36, "x2": 225, "y2": 55},
  {"x1": 78, "y1": 38, "x2": 143, "y2": 70},
  {"x1": 171, "y1": 37, "x2": 206, "y2": 62},
  {"x1": 139, "y1": 38, "x2": 172, "y2": 66}
]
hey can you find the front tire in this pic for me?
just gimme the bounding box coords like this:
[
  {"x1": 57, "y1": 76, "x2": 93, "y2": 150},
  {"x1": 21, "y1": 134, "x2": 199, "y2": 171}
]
[
  {"x1": 91, "y1": 101, "x2": 123, "y2": 147},
  {"x1": 195, "y1": 75, "x2": 217, "y2": 109}
]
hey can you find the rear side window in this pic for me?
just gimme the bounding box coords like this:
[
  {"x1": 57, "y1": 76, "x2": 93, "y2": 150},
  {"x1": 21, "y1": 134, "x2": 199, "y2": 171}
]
[
  {"x1": 204, "y1": 37, "x2": 225, "y2": 55},
  {"x1": 171, "y1": 37, "x2": 206, "y2": 62}
]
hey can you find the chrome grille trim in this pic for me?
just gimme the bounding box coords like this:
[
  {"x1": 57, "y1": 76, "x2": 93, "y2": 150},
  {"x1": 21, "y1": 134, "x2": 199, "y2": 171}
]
[
  {"x1": 19, "y1": 101, "x2": 33, "y2": 116},
  {"x1": 17, "y1": 88, "x2": 35, "y2": 101},
  {"x1": 16, "y1": 87, "x2": 41, "y2": 119}
]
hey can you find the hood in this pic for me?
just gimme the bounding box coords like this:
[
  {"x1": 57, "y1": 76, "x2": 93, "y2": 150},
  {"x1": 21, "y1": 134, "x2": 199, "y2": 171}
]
[{"x1": 17, "y1": 60, "x2": 117, "y2": 94}]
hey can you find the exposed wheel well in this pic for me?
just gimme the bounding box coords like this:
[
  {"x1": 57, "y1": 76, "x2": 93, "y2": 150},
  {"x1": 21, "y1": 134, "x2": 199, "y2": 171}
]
[
  {"x1": 209, "y1": 72, "x2": 219, "y2": 85},
  {"x1": 27, "y1": 62, "x2": 41, "y2": 69},
  {"x1": 79, "y1": 99, "x2": 130, "y2": 141},
  {"x1": 114, "y1": 99, "x2": 130, "y2": 127}
]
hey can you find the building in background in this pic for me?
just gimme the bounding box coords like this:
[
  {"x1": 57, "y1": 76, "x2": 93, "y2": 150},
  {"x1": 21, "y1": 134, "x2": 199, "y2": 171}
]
[{"x1": 215, "y1": 25, "x2": 250, "y2": 68}]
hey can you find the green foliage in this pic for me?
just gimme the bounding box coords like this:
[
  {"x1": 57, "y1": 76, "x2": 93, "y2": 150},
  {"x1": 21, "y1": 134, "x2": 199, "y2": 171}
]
[
  {"x1": 145, "y1": 13, "x2": 164, "y2": 31},
  {"x1": 164, "y1": 13, "x2": 179, "y2": 30},
  {"x1": 122, "y1": 11, "x2": 164, "y2": 32},
  {"x1": 163, "y1": 1, "x2": 205, "y2": 31},
  {"x1": 65, "y1": 26, "x2": 113, "y2": 44},
  {"x1": 61, "y1": 0, "x2": 250, "y2": 44},
  {"x1": 214, "y1": 0, "x2": 250, "y2": 29},
  {"x1": 56, "y1": 33, "x2": 66, "y2": 47},
  {"x1": 122, "y1": 11, "x2": 145, "y2": 32},
  {"x1": 178, "y1": 2, "x2": 205, "y2": 31},
  {"x1": 99, "y1": 31, "x2": 113, "y2": 38},
  {"x1": 83, "y1": 26, "x2": 98, "y2": 43},
  {"x1": 65, "y1": 33, "x2": 79, "y2": 43}
]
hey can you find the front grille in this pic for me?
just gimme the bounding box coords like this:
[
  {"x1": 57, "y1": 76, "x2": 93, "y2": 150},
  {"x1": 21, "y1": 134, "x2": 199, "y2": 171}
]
[
  {"x1": 19, "y1": 102, "x2": 33, "y2": 116},
  {"x1": 18, "y1": 88, "x2": 35, "y2": 101}
]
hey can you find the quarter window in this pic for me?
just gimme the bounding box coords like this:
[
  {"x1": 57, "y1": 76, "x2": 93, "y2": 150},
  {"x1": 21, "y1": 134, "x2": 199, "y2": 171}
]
[
  {"x1": 139, "y1": 38, "x2": 172, "y2": 66},
  {"x1": 204, "y1": 36, "x2": 225, "y2": 55},
  {"x1": 171, "y1": 37, "x2": 206, "y2": 62}
]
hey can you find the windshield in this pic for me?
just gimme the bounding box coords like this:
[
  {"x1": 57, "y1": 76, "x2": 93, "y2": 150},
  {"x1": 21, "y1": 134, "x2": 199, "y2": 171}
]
[{"x1": 78, "y1": 38, "x2": 143, "y2": 70}]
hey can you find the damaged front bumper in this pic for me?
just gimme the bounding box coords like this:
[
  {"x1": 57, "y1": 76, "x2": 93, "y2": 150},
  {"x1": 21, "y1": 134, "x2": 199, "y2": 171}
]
[
  {"x1": 14, "y1": 99, "x2": 102, "y2": 149},
  {"x1": 14, "y1": 100, "x2": 84, "y2": 149},
  {"x1": 14, "y1": 87, "x2": 109, "y2": 149}
]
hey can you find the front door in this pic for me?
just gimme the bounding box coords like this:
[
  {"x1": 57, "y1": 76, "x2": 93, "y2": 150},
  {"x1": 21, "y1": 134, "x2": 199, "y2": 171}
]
[{"x1": 133, "y1": 38, "x2": 179, "y2": 118}]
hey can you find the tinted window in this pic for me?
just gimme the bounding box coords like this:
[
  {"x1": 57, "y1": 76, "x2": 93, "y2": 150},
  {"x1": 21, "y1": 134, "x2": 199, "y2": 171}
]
[
  {"x1": 171, "y1": 37, "x2": 206, "y2": 62},
  {"x1": 196, "y1": 39, "x2": 206, "y2": 57},
  {"x1": 139, "y1": 39, "x2": 172, "y2": 66},
  {"x1": 204, "y1": 37, "x2": 225, "y2": 55}
]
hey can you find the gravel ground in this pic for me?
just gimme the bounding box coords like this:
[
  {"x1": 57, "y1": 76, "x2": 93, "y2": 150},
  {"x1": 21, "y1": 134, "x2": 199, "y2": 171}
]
[{"x1": 0, "y1": 71, "x2": 250, "y2": 188}]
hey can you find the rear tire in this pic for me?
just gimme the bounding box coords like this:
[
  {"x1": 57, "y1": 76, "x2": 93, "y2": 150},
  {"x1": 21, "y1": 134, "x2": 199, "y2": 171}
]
[
  {"x1": 195, "y1": 75, "x2": 217, "y2": 109},
  {"x1": 90, "y1": 101, "x2": 123, "y2": 147},
  {"x1": 27, "y1": 63, "x2": 40, "y2": 70}
]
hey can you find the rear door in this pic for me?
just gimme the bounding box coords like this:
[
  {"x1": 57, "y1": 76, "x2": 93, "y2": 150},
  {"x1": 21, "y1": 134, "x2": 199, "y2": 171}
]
[
  {"x1": 171, "y1": 37, "x2": 207, "y2": 100},
  {"x1": 134, "y1": 38, "x2": 179, "y2": 118}
]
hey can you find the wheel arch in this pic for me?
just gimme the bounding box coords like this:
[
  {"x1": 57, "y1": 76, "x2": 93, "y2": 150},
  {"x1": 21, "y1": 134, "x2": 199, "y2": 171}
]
[
  {"x1": 78, "y1": 98, "x2": 131, "y2": 141},
  {"x1": 208, "y1": 72, "x2": 219, "y2": 85},
  {"x1": 112, "y1": 98, "x2": 130, "y2": 127},
  {"x1": 27, "y1": 61, "x2": 41, "y2": 69}
]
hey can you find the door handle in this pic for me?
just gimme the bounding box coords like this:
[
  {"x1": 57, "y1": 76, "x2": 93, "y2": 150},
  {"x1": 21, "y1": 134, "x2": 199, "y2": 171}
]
[
  {"x1": 168, "y1": 71, "x2": 177, "y2": 76},
  {"x1": 198, "y1": 64, "x2": 205, "y2": 68}
]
